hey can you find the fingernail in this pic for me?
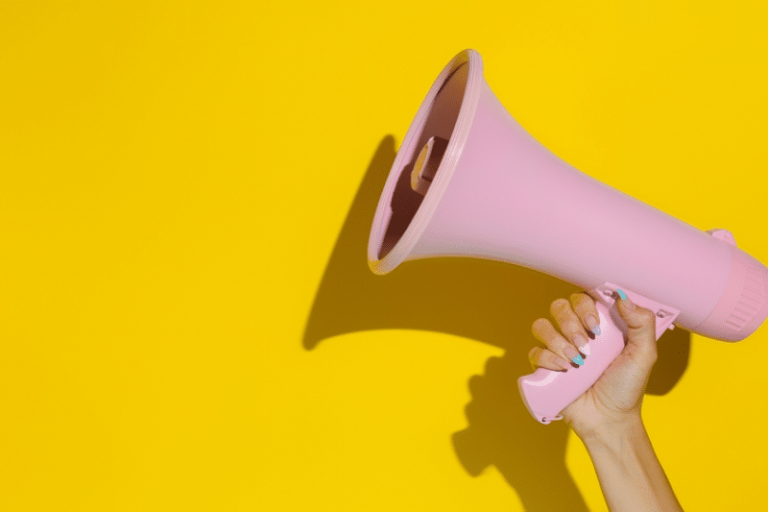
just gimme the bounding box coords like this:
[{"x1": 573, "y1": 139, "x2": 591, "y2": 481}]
[
  {"x1": 572, "y1": 333, "x2": 590, "y2": 357},
  {"x1": 617, "y1": 288, "x2": 636, "y2": 310},
  {"x1": 586, "y1": 315, "x2": 601, "y2": 336},
  {"x1": 572, "y1": 354, "x2": 585, "y2": 366},
  {"x1": 563, "y1": 345, "x2": 580, "y2": 362},
  {"x1": 554, "y1": 356, "x2": 571, "y2": 372}
]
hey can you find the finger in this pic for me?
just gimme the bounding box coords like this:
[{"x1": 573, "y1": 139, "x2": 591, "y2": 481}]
[
  {"x1": 614, "y1": 290, "x2": 658, "y2": 368},
  {"x1": 532, "y1": 317, "x2": 584, "y2": 367},
  {"x1": 528, "y1": 346, "x2": 571, "y2": 372},
  {"x1": 570, "y1": 291, "x2": 602, "y2": 337},
  {"x1": 549, "y1": 298, "x2": 591, "y2": 359}
]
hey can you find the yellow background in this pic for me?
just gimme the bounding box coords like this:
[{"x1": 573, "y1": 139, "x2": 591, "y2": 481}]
[{"x1": 2, "y1": 1, "x2": 767, "y2": 510}]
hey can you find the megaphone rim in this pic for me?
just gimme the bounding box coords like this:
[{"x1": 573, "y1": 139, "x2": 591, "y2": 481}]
[{"x1": 367, "y1": 48, "x2": 485, "y2": 275}]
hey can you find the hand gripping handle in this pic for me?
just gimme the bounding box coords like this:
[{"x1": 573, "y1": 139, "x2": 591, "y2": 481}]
[{"x1": 517, "y1": 282, "x2": 681, "y2": 424}]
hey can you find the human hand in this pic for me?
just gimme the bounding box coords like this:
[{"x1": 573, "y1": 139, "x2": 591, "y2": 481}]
[{"x1": 528, "y1": 290, "x2": 659, "y2": 440}]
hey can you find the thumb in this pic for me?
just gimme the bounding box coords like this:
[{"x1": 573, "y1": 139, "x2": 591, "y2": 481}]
[{"x1": 615, "y1": 289, "x2": 658, "y2": 369}]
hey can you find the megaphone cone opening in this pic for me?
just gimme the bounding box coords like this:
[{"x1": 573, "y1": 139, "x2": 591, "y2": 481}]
[{"x1": 367, "y1": 49, "x2": 484, "y2": 275}]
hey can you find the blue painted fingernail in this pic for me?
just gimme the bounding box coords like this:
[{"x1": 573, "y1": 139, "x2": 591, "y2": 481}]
[
  {"x1": 592, "y1": 325, "x2": 601, "y2": 336},
  {"x1": 616, "y1": 288, "x2": 636, "y2": 310},
  {"x1": 572, "y1": 354, "x2": 584, "y2": 366}
]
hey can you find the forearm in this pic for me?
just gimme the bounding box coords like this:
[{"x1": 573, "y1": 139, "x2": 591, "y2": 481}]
[{"x1": 581, "y1": 415, "x2": 684, "y2": 512}]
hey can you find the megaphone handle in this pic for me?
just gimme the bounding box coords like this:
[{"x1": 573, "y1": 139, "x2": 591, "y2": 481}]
[{"x1": 517, "y1": 283, "x2": 680, "y2": 424}]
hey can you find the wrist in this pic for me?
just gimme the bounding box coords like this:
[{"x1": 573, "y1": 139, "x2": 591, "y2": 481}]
[{"x1": 575, "y1": 411, "x2": 644, "y2": 448}]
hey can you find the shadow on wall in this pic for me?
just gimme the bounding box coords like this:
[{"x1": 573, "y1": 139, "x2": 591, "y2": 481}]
[{"x1": 304, "y1": 135, "x2": 691, "y2": 512}]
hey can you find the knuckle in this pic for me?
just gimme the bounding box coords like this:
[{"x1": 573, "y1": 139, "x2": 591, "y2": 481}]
[
  {"x1": 563, "y1": 320, "x2": 581, "y2": 334},
  {"x1": 571, "y1": 291, "x2": 596, "y2": 312},
  {"x1": 552, "y1": 336, "x2": 568, "y2": 352},
  {"x1": 569, "y1": 291, "x2": 589, "y2": 304},
  {"x1": 549, "y1": 298, "x2": 569, "y2": 315},
  {"x1": 638, "y1": 307, "x2": 657, "y2": 323},
  {"x1": 636, "y1": 305, "x2": 652, "y2": 316}
]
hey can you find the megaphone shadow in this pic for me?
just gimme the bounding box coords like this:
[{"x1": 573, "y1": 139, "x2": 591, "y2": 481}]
[{"x1": 304, "y1": 135, "x2": 691, "y2": 511}]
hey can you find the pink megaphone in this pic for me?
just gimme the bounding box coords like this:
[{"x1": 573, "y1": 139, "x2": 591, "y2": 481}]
[{"x1": 367, "y1": 49, "x2": 768, "y2": 424}]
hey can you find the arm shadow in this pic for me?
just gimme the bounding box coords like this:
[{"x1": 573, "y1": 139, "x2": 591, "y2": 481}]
[{"x1": 303, "y1": 135, "x2": 690, "y2": 511}]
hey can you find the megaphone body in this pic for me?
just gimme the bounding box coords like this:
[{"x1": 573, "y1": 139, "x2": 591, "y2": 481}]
[{"x1": 367, "y1": 49, "x2": 768, "y2": 424}]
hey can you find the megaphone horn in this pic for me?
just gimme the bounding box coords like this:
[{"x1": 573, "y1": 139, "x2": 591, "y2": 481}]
[{"x1": 367, "y1": 49, "x2": 768, "y2": 424}]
